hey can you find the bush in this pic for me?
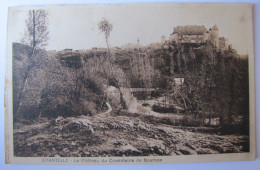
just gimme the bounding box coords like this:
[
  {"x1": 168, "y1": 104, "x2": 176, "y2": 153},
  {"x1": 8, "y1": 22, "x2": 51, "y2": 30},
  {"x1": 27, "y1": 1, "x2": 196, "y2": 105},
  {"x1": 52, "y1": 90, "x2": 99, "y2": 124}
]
[
  {"x1": 108, "y1": 77, "x2": 119, "y2": 88},
  {"x1": 179, "y1": 115, "x2": 203, "y2": 127},
  {"x1": 152, "y1": 104, "x2": 177, "y2": 113},
  {"x1": 83, "y1": 78, "x2": 102, "y2": 94},
  {"x1": 139, "y1": 113, "x2": 204, "y2": 127},
  {"x1": 133, "y1": 92, "x2": 150, "y2": 100},
  {"x1": 111, "y1": 110, "x2": 140, "y2": 117},
  {"x1": 140, "y1": 115, "x2": 177, "y2": 126},
  {"x1": 142, "y1": 103, "x2": 149, "y2": 107}
]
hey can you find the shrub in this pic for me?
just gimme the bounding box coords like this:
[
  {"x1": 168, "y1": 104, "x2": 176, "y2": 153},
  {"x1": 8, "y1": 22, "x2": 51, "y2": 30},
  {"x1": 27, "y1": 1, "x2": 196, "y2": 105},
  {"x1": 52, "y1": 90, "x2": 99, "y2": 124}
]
[
  {"x1": 142, "y1": 103, "x2": 149, "y2": 107},
  {"x1": 178, "y1": 115, "x2": 203, "y2": 127},
  {"x1": 152, "y1": 104, "x2": 177, "y2": 113},
  {"x1": 111, "y1": 110, "x2": 140, "y2": 117}
]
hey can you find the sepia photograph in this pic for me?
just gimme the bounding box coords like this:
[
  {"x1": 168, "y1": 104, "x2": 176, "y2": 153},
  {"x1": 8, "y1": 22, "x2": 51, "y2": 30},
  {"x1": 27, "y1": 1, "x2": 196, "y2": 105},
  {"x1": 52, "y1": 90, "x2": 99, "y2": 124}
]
[{"x1": 5, "y1": 3, "x2": 255, "y2": 164}]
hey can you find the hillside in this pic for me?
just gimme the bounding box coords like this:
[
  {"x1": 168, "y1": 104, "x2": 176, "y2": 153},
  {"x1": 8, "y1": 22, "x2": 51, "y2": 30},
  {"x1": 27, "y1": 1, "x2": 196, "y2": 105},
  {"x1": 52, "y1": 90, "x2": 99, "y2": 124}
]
[{"x1": 12, "y1": 41, "x2": 250, "y2": 157}]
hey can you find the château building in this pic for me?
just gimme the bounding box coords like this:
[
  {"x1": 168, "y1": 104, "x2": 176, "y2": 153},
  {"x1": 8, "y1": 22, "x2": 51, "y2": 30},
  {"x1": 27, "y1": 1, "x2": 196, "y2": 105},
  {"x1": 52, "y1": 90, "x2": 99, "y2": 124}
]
[{"x1": 165, "y1": 24, "x2": 229, "y2": 51}]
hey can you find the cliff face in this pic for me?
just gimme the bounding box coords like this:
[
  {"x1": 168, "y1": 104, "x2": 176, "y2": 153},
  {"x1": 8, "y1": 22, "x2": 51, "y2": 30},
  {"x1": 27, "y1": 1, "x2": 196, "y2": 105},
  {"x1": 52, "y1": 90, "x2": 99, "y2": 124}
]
[{"x1": 13, "y1": 43, "x2": 109, "y2": 120}]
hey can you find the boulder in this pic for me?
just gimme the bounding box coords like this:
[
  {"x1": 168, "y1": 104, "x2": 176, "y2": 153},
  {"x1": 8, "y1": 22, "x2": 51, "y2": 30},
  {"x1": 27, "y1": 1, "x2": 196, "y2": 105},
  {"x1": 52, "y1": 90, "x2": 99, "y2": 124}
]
[{"x1": 50, "y1": 116, "x2": 94, "y2": 135}]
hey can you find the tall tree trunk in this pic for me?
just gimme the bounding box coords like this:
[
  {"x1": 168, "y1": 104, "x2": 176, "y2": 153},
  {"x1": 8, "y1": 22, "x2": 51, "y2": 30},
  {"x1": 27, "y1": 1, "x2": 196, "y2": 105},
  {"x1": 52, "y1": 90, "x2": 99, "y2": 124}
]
[
  {"x1": 32, "y1": 10, "x2": 36, "y2": 55},
  {"x1": 105, "y1": 37, "x2": 114, "y2": 76},
  {"x1": 15, "y1": 10, "x2": 36, "y2": 120}
]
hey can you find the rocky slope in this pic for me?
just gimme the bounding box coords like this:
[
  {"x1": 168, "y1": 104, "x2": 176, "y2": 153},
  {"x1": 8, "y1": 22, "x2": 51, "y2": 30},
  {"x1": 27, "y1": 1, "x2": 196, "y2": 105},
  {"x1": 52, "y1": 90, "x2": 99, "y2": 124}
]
[{"x1": 14, "y1": 110, "x2": 249, "y2": 157}]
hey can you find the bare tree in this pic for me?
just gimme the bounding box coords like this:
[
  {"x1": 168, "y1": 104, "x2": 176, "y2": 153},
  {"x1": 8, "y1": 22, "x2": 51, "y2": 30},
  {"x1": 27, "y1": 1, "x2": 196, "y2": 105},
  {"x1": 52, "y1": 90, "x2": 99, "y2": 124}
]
[{"x1": 16, "y1": 9, "x2": 49, "y2": 120}]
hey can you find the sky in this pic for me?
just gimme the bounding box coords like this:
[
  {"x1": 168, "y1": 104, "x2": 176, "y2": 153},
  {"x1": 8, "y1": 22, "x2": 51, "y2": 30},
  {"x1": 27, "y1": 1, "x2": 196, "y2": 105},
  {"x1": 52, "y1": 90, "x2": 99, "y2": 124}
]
[{"x1": 8, "y1": 3, "x2": 253, "y2": 55}]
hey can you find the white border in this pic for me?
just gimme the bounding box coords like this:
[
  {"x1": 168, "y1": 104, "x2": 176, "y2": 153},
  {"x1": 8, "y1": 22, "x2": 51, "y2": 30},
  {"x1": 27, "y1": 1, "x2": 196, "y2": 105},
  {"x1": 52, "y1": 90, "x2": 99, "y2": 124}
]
[{"x1": 3, "y1": 1, "x2": 257, "y2": 167}]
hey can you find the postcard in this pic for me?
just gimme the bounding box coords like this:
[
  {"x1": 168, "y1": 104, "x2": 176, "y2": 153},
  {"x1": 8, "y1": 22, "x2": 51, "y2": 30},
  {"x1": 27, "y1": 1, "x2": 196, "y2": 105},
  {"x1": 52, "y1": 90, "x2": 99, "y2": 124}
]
[{"x1": 5, "y1": 3, "x2": 256, "y2": 164}]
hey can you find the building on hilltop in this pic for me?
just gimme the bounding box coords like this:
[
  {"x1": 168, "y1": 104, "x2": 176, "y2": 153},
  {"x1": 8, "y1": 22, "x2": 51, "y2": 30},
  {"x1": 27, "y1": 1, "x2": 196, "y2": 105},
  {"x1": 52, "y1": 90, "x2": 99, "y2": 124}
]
[
  {"x1": 168, "y1": 24, "x2": 229, "y2": 51},
  {"x1": 161, "y1": 35, "x2": 166, "y2": 44},
  {"x1": 218, "y1": 37, "x2": 229, "y2": 51},
  {"x1": 209, "y1": 24, "x2": 219, "y2": 48},
  {"x1": 227, "y1": 44, "x2": 238, "y2": 54},
  {"x1": 170, "y1": 25, "x2": 207, "y2": 44},
  {"x1": 62, "y1": 49, "x2": 73, "y2": 52}
]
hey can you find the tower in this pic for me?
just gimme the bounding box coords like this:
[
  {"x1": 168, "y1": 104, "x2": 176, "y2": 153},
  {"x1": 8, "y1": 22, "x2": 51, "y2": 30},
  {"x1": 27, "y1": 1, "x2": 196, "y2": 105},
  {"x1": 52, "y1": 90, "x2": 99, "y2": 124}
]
[
  {"x1": 161, "y1": 35, "x2": 166, "y2": 44},
  {"x1": 209, "y1": 24, "x2": 219, "y2": 48}
]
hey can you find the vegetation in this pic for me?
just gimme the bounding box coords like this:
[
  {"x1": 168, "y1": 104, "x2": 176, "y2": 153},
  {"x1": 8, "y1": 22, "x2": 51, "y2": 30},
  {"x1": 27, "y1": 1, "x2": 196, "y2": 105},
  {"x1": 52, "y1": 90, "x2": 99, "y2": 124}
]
[
  {"x1": 15, "y1": 9, "x2": 49, "y2": 121},
  {"x1": 98, "y1": 18, "x2": 114, "y2": 72},
  {"x1": 12, "y1": 39, "x2": 249, "y2": 158},
  {"x1": 13, "y1": 15, "x2": 249, "y2": 135},
  {"x1": 113, "y1": 41, "x2": 249, "y2": 134}
]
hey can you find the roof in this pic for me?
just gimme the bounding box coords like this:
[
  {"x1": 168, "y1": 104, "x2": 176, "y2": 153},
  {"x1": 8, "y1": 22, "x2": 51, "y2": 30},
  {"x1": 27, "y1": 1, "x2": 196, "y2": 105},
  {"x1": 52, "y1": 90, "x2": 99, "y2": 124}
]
[
  {"x1": 219, "y1": 37, "x2": 226, "y2": 41},
  {"x1": 212, "y1": 24, "x2": 218, "y2": 30},
  {"x1": 174, "y1": 25, "x2": 206, "y2": 35}
]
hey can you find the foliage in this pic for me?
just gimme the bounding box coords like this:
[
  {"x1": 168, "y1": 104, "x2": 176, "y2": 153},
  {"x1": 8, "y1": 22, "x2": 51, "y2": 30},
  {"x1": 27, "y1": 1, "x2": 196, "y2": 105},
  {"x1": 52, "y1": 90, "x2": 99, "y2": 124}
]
[
  {"x1": 22, "y1": 9, "x2": 49, "y2": 52},
  {"x1": 98, "y1": 17, "x2": 113, "y2": 62},
  {"x1": 98, "y1": 18, "x2": 113, "y2": 44},
  {"x1": 15, "y1": 9, "x2": 49, "y2": 121},
  {"x1": 115, "y1": 41, "x2": 248, "y2": 133},
  {"x1": 143, "y1": 42, "x2": 249, "y2": 132},
  {"x1": 152, "y1": 104, "x2": 177, "y2": 113}
]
